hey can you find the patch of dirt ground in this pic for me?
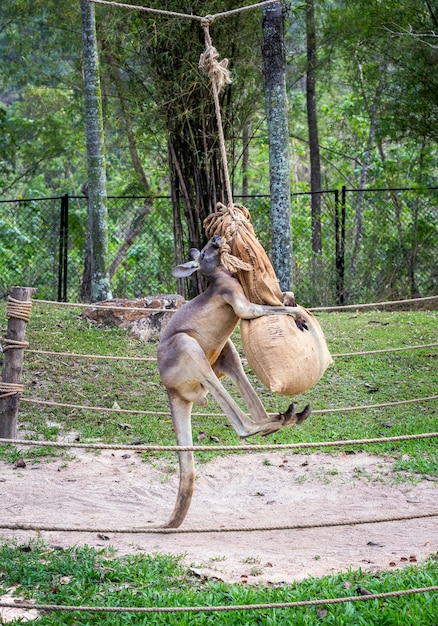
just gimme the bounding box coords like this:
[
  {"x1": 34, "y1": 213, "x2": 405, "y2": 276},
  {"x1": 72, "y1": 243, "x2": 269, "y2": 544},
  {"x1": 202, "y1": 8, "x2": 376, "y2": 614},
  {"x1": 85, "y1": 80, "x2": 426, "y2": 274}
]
[{"x1": 0, "y1": 449, "x2": 437, "y2": 584}]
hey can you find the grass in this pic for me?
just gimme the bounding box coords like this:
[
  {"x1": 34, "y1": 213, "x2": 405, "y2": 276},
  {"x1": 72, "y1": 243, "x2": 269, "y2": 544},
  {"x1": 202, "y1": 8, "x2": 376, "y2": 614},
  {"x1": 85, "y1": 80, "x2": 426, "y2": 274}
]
[
  {"x1": 0, "y1": 539, "x2": 437, "y2": 624},
  {"x1": 0, "y1": 302, "x2": 437, "y2": 623},
  {"x1": 0, "y1": 302, "x2": 436, "y2": 476}
]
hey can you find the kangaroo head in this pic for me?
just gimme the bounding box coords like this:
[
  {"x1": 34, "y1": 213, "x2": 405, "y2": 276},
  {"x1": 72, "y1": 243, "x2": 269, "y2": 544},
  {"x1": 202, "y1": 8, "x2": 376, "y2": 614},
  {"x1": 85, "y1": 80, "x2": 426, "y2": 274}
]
[{"x1": 171, "y1": 235, "x2": 224, "y2": 278}]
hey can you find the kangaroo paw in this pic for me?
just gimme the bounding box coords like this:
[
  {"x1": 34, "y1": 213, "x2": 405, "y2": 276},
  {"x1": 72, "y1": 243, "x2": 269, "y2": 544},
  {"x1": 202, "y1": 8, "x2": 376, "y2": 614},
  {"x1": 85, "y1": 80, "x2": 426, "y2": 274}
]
[
  {"x1": 243, "y1": 403, "x2": 312, "y2": 438},
  {"x1": 274, "y1": 402, "x2": 312, "y2": 429},
  {"x1": 296, "y1": 403, "x2": 311, "y2": 424}
]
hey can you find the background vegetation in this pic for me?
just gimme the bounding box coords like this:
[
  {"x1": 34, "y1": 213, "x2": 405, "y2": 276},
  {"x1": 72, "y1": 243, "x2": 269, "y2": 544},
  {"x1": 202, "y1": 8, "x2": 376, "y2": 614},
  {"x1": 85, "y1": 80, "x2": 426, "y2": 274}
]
[{"x1": 1, "y1": 0, "x2": 437, "y2": 304}]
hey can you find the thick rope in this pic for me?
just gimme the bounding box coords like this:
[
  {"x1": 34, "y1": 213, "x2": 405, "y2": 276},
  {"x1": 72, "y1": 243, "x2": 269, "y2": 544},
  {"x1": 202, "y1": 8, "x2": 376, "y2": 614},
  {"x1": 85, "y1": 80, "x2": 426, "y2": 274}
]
[
  {"x1": 1, "y1": 586, "x2": 437, "y2": 614},
  {"x1": 0, "y1": 382, "x2": 24, "y2": 399},
  {"x1": 85, "y1": 0, "x2": 279, "y2": 22},
  {"x1": 312, "y1": 295, "x2": 438, "y2": 311},
  {"x1": 332, "y1": 343, "x2": 438, "y2": 357},
  {"x1": 2, "y1": 338, "x2": 29, "y2": 352},
  {"x1": 2, "y1": 430, "x2": 438, "y2": 452},
  {"x1": 31, "y1": 299, "x2": 172, "y2": 313},
  {"x1": 29, "y1": 294, "x2": 437, "y2": 312},
  {"x1": 23, "y1": 342, "x2": 438, "y2": 362},
  {"x1": 26, "y1": 349, "x2": 156, "y2": 361},
  {"x1": 0, "y1": 511, "x2": 437, "y2": 535},
  {"x1": 18, "y1": 394, "x2": 438, "y2": 418},
  {"x1": 199, "y1": 20, "x2": 233, "y2": 205},
  {"x1": 6, "y1": 296, "x2": 32, "y2": 323}
]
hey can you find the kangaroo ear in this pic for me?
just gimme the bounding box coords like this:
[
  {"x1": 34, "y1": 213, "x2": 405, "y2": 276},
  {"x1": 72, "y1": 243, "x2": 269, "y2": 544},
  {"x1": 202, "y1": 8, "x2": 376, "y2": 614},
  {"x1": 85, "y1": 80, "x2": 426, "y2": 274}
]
[
  {"x1": 171, "y1": 260, "x2": 200, "y2": 278},
  {"x1": 189, "y1": 248, "x2": 200, "y2": 261}
]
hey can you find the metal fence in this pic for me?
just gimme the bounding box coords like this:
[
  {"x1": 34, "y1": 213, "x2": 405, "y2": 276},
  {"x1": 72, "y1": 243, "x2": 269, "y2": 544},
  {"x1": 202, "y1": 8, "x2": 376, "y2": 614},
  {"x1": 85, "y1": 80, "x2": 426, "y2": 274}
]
[{"x1": 1, "y1": 187, "x2": 437, "y2": 306}]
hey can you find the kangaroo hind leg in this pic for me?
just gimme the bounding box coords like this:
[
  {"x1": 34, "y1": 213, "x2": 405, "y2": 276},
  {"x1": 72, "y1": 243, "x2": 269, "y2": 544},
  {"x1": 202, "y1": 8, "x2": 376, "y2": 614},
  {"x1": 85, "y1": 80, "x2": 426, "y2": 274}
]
[{"x1": 162, "y1": 393, "x2": 195, "y2": 528}]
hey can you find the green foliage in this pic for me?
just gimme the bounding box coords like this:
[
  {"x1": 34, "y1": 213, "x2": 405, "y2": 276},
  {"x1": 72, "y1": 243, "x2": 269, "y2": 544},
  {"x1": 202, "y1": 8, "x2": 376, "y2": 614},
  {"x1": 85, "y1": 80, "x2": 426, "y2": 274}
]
[
  {"x1": 1, "y1": 1, "x2": 438, "y2": 304},
  {"x1": 0, "y1": 539, "x2": 437, "y2": 624},
  {"x1": 0, "y1": 302, "x2": 436, "y2": 476},
  {"x1": 1, "y1": 0, "x2": 437, "y2": 201}
]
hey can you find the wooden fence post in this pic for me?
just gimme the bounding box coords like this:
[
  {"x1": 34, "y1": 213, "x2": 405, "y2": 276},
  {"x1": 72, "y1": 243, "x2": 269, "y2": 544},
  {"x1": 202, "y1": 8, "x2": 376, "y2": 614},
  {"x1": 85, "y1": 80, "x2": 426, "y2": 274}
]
[{"x1": 0, "y1": 286, "x2": 36, "y2": 439}]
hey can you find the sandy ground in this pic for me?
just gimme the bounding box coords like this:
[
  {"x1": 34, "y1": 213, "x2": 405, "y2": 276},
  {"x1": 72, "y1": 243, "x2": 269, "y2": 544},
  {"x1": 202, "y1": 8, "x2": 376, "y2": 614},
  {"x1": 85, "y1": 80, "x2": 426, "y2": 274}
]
[{"x1": 0, "y1": 448, "x2": 437, "y2": 585}]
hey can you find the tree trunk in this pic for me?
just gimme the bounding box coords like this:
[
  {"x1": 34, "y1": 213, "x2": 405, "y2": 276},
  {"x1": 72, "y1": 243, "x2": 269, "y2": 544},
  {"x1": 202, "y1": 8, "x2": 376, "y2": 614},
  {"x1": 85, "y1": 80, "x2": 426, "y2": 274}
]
[
  {"x1": 80, "y1": 182, "x2": 92, "y2": 301},
  {"x1": 241, "y1": 121, "x2": 250, "y2": 198},
  {"x1": 262, "y1": 1, "x2": 292, "y2": 292},
  {"x1": 305, "y1": 0, "x2": 322, "y2": 258},
  {"x1": 349, "y1": 56, "x2": 387, "y2": 283},
  {"x1": 80, "y1": 0, "x2": 112, "y2": 302},
  {"x1": 105, "y1": 51, "x2": 169, "y2": 279}
]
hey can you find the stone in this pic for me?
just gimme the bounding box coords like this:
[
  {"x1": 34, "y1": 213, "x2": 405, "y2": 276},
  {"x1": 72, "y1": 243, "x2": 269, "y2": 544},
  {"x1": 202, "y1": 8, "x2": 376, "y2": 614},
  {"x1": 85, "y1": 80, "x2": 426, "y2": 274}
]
[{"x1": 81, "y1": 294, "x2": 185, "y2": 341}]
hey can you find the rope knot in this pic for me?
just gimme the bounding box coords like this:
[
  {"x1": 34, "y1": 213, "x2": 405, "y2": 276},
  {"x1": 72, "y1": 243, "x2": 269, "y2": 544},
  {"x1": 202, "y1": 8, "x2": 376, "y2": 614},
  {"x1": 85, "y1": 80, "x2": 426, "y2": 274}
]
[
  {"x1": 199, "y1": 45, "x2": 232, "y2": 93},
  {"x1": 213, "y1": 220, "x2": 252, "y2": 274},
  {"x1": 200, "y1": 14, "x2": 215, "y2": 29}
]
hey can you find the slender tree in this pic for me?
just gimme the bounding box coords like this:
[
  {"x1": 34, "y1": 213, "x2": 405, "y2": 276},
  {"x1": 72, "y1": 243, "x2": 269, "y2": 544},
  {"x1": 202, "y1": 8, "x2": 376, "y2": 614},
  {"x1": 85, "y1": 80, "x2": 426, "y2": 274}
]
[
  {"x1": 349, "y1": 54, "x2": 387, "y2": 283},
  {"x1": 305, "y1": 0, "x2": 322, "y2": 258},
  {"x1": 80, "y1": 0, "x2": 112, "y2": 302},
  {"x1": 262, "y1": 1, "x2": 292, "y2": 291}
]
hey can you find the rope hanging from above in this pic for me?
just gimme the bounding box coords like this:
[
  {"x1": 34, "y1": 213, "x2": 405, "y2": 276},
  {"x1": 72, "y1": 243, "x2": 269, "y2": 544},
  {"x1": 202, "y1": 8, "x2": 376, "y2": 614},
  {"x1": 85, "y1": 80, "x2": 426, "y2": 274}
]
[
  {"x1": 199, "y1": 20, "x2": 232, "y2": 93},
  {"x1": 199, "y1": 17, "x2": 234, "y2": 206},
  {"x1": 198, "y1": 20, "x2": 282, "y2": 307},
  {"x1": 197, "y1": 22, "x2": 332, "y2": 397}
]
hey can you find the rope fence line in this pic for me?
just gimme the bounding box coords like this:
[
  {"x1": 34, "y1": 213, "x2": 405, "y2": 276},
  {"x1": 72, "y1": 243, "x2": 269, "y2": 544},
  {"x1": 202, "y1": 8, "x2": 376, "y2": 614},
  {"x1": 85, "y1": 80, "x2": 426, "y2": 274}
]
[
  {"x1": 2, "y1": 430, "x2": 438, "y2": 453},
  {"x1": 26, "y1": 349, "x2": 157, "y2": 361},
  {"x1": 18, "y1": 393, "x2": 438, "y2": 417},
  {"x1": 1, "y1": 511, "x2": 437, "y2": 535},
  {"x1": 1, "y1": 586, "x2": 437, "y2": 615},
  {"x1": 311, "y1": 294, "x2": 438, "y2": 311},
  {"x1": 27, "y1": 293, "x2": 438, "y2": 313},
  {"x1": 22, "y1": 342, "x2": 438, "y2": 362},
  {"x1": 31, "y1": 298, "x2": 173, "y2": 314}
]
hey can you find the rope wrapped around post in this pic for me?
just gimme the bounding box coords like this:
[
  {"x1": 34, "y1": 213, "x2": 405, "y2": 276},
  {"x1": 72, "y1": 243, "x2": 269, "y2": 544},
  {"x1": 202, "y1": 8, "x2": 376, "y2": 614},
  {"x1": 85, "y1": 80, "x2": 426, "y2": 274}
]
[
  {"x1": 6, "y1": 296, "x2": 33, "y2": 323},
  {"x1": 0, "y1": 287, "x2": 35, "y2": 437}
]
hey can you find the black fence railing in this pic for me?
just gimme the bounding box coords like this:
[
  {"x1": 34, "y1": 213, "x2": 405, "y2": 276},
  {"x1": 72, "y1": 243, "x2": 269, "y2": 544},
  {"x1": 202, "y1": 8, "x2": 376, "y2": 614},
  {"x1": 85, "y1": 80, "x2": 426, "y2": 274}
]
[{"x1": 1, "y1": 187, "x2": 437, "y2": 306}]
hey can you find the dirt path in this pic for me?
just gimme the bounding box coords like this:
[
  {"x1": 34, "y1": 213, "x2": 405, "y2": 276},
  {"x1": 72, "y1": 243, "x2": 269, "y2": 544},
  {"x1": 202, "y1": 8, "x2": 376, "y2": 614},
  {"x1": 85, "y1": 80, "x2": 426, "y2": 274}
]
[{"x1": 1, "y1": 449, "x2": 436, "y2": 584}]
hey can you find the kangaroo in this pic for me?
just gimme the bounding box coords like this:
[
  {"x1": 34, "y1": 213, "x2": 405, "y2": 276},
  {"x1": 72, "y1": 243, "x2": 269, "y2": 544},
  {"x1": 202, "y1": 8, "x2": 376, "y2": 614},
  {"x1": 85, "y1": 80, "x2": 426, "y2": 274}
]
[{"x1": 157, "y1": 235, "x2": 310, "y2": 527}]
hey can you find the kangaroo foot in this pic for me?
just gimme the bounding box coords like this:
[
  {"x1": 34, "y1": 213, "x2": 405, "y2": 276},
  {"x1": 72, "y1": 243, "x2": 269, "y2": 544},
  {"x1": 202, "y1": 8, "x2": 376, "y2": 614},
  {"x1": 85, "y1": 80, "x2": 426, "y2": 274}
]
[
  {"x1": 253, "y1": 403, "x2": 311, "y2": 437},
  {"x1": 281, "y1": 402, "x2": 311, "y2": 426}
]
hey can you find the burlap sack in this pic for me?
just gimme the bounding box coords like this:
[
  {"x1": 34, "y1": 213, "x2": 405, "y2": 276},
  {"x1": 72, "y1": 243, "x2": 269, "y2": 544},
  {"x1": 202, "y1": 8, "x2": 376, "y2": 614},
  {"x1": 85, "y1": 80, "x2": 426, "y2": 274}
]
[
  {"x1": 204, "y1": 203, "x2": 333, "y2": 396},
  {"x1": 240, "y1": 307, "x2": 332, "y2": 395}
]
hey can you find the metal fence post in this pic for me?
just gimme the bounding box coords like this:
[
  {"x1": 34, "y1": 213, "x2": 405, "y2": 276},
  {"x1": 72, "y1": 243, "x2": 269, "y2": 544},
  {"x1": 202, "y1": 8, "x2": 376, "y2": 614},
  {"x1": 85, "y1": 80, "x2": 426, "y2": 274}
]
[
  {"x1": 335, "y1": 186, "x2": 346, "y2": 305},
  {"x1": 57, "y1": 194, "x2": 69, "y2": 302}
]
